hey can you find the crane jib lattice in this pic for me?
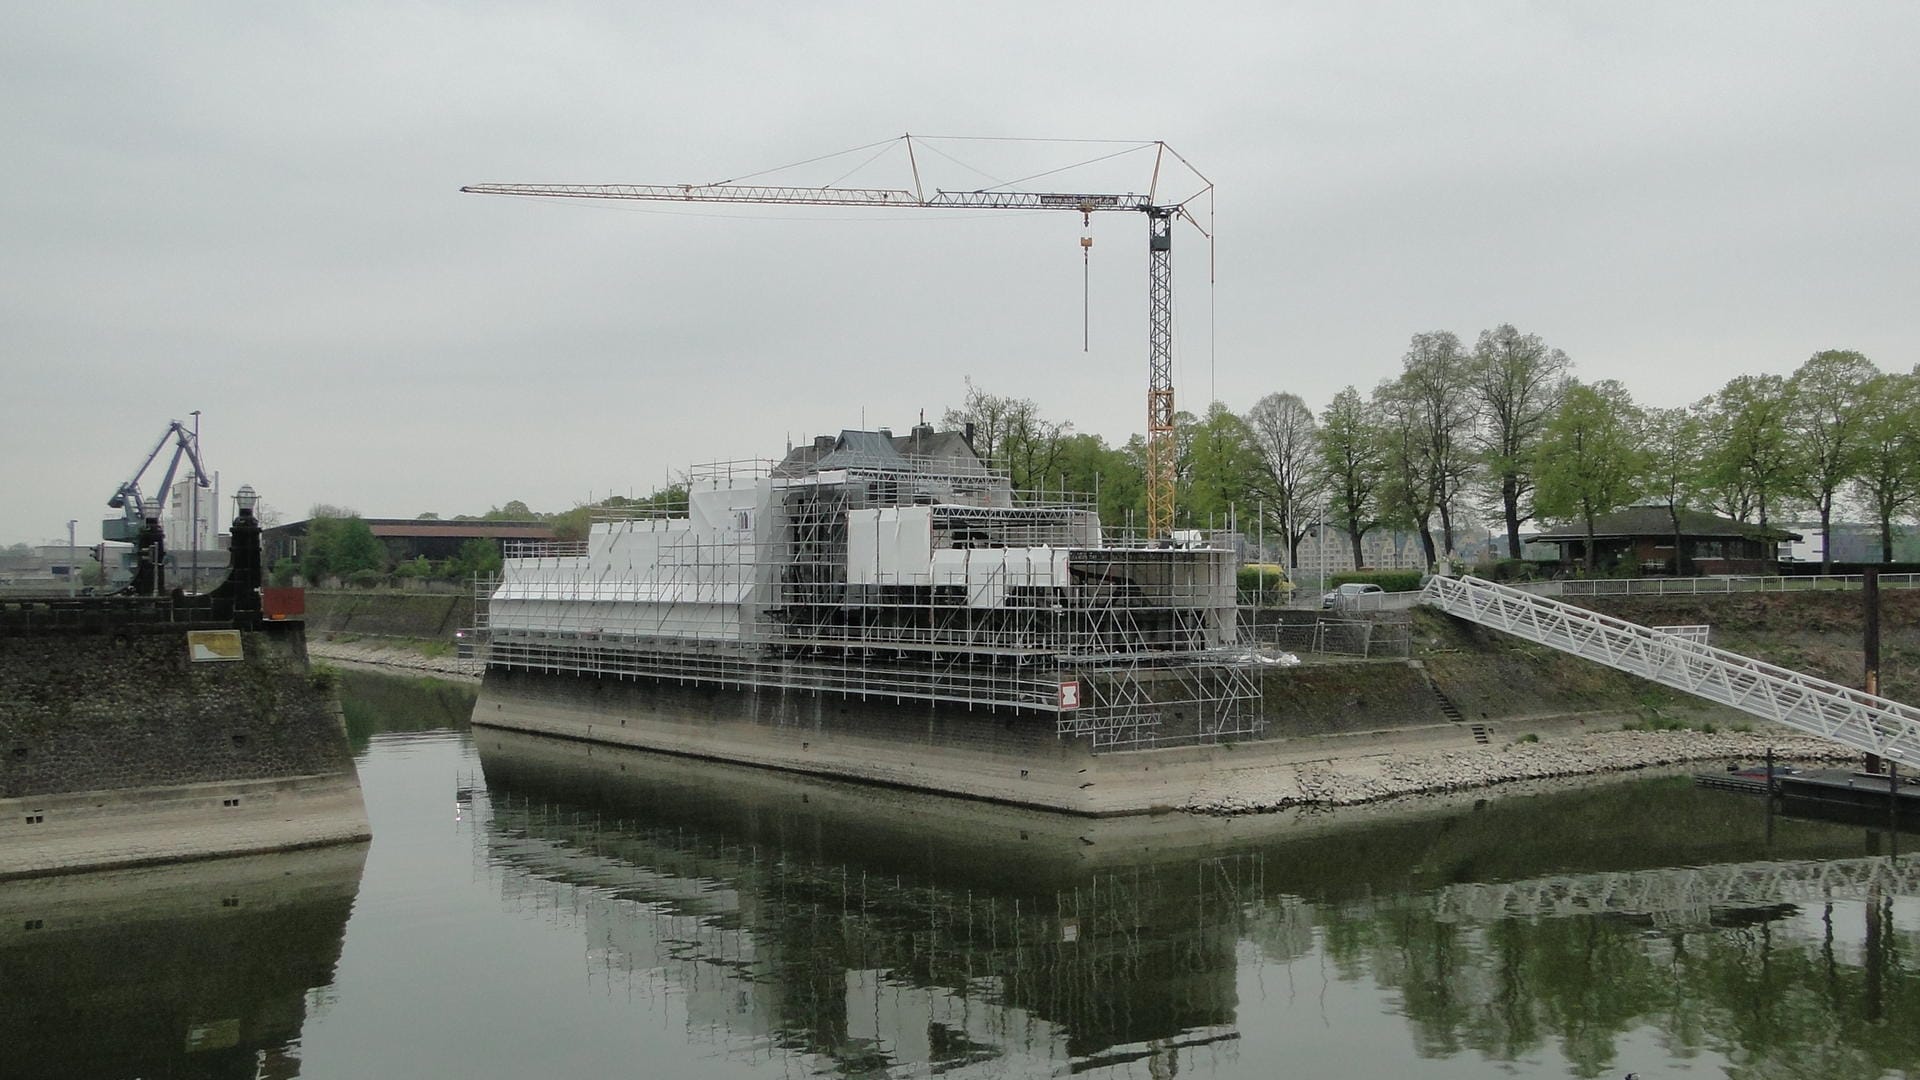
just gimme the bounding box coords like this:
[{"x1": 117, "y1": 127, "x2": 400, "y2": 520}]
[{"x1": 1420, "y1": 575, "x2": 1920, "y2": 766}]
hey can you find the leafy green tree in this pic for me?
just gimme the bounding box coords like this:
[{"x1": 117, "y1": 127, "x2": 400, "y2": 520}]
[
  {"x1": 1469, "y1": 324, "x2": 1568, "y2": 558},
  {"x1": 482, "y1": 500, "x2": 536, "y2": 521},
  {"x1": 1787, "y1": 349, "x2": 1878, "y2": 571},
  {"x1": 445, "y1": 537, "x2": 503, "y2": 582},
  {"x1": 1244, "y1": 391, "x2": 1326, "y2": 566},
  {"x1": 1319, "y1": 386, "x2": 1386, "y2": 570},
  {"x1": 1051, "y1": 432, "x2": 1140, "y2": 528},
  {"x1": 1851, "y1": 369, "x2": 1920, "y2": 563},
  {"x1": 269, "y1": 556, "x2": 297, "y2": 587},
  {"x1": 300, "y1": 512, "x2": 385, "y2": 584},
  {"x1": 1700, "y1": 374, "x2": 1797, "y2": 528},
  {"x1": 1642, "y1": 407, "x2": 1707, "y2": 574},
  {"x1": 550, "y1": 485, "x2": 687, "y2": 543},
  {"x1": 393, "y1": 555, "x2": 434, "y2": 580},
  {"x1": 1177, "y1": 403, "x2": 1264, "y2": 531},
  {"x1": 1534, "y1": 380, "x2": 1648, "y2": 575}
]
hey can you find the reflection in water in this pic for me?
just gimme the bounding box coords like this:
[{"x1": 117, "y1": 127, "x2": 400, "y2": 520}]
[
  {"x1": 11, "y1": 665, "x2": 1914, "y2": 1080},
  {"x1": 475, "y1": 728, "x2": 1920, "y2": 1079},
  {"x1": 0, "y1": 843, "x2": 367, "y2": 1080},
  {"x1": 338, "y1": 669, "x2": 475, "y2": 752}
]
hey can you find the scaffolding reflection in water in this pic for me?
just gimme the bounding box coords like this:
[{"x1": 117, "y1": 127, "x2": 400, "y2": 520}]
[{"x1": 473, "y1": 785, "x2": 1255, "y2": 1075}]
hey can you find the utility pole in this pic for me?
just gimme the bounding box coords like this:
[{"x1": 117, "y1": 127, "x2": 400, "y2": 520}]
[
  {"x1": 189, "y1": 410, "x2": 201, "y2": 593},
  {"x1": 67, "y1": 519, "x2": 77, "y2": 598}
]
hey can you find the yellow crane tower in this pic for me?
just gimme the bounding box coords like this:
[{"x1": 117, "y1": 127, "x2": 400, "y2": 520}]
[{"x1": 463, "y1": 136, "x2": 1211, "y2": 538}]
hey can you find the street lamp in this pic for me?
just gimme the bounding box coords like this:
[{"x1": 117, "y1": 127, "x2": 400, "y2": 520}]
[{"x1": 234, "y1": 484, "x2": 259, "y2": 517}]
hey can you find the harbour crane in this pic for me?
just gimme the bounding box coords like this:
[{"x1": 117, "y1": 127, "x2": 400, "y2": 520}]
[
  {"x1": 462, "y1": 136, "x2": 1211, "y2": 539},
  {"x1": 105, "y1": 419, "x2": 209, "y2": 594}
]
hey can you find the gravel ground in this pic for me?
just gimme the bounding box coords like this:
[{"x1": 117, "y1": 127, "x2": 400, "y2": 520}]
[
  {"x1": 306, "y1": 638, "x2": 481, "y2": 682},
  {"x1": 1183, "y1": 729, "x2": 1860, "y2": 814}
]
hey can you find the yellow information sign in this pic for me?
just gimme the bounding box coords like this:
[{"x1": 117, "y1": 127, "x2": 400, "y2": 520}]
[{"x1": 186, "y1": 629, "x2": 244, "y2": 663}]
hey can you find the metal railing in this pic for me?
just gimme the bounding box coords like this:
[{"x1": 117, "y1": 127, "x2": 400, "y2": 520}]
[
  {"x1": 1508, "y1": 573, "x2": 1920, "y2": 598},
  {"x1": 1422, "y1": 574, "x2": 1920, "y2": 767}
]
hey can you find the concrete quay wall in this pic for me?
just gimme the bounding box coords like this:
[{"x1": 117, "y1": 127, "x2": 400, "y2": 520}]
[
  {"x1": 472, "y1": 668, "x2": 1502, "y2": 815},
  {"x1": 0, "y1": 622, "x2": 368, "y2": 877}
]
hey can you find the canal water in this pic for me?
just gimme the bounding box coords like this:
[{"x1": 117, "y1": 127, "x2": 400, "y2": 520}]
[{"x1": 4, "y1": 669, "x2": 1918, "y2": 1079}]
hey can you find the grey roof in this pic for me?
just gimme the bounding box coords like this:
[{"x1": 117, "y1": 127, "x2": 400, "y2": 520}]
[
  {"x1": 774, "y1": 426, "x2": 984, "y2": 477},
  {"x1": 817, "y1": 429, "x2": 908, "y2": 470},
  {"x1": 1532, "y1": 506, "x2": 1801, "y2": 544}
]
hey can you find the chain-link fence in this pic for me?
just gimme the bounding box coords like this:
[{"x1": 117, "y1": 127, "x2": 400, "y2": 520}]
[{"x1": 1248, "y1": 612, "x2": 1412, "y2": 659}]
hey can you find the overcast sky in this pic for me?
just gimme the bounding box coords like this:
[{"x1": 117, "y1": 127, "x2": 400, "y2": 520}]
[{"x1": 4, "y1": 2, "x2": 1915, "y2": 543}]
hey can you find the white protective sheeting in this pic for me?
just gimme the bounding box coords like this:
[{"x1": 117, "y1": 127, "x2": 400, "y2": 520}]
[
  {"x1": 930, "y1": 547, "x2": 1071, "y2": 608},
  {"x1": 846, "y1": 507, "x2": 934, "y2": 586},
  {"x1": 489, "y1": 510, "x2": 755, "y2": 642}
]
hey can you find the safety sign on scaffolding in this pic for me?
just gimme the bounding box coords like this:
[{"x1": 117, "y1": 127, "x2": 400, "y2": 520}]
[{"x1": 1058, "y1": 680, "x2": 1081, "y2": 710}]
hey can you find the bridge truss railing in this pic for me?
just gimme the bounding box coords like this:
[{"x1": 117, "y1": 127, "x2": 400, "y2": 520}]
[{"x1": 1421, "y1": 574, "x2": 1920, "y2": 767}]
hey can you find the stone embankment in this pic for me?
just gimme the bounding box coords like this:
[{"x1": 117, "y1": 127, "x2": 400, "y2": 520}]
[
  {"x1": 1183, "y1": 729, "x2": 1859, "y2": 814},
  {"x1": 307, "y1": 638, "x2": 480, "y2": 682}
]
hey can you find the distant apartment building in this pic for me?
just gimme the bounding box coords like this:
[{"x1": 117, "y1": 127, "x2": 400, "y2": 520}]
[
  {"x1": 162, "y1": 474, "x2": 220, "y2": 555},
  {"x1": 1779, "y1": 521, "x2": 1920, "y2": 564},
  {"x1": 1291, "y1": 525, "x2": 1430, "y2": 578}
]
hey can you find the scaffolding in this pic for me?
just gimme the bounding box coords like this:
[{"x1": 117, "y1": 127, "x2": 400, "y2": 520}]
[{"x1": 477, "y1": 428, "x2": 1263, "y2": 750}]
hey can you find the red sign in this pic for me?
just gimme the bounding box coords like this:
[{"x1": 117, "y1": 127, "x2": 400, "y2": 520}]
[
  {"x1": 262, "y1": 587, "x2": 306, "y2": 621},
  {"x1": 1059, "y1": 680, "x2": 1081, "y2": 710}
]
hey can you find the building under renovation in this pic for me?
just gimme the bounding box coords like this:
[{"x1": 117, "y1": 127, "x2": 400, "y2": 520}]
[{"x1": 478, "y1": 425, "x2": 1261, "y2": 750}]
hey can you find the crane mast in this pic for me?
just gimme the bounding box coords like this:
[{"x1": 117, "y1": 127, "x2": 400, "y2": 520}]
[{"x1": 463, "y1": 138, "x2": 1208, "y2": 538}]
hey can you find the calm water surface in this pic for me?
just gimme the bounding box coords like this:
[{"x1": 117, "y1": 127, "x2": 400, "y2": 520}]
[{"x1": 4, "y1": 669, "x2": 1917, "y2": 1079}]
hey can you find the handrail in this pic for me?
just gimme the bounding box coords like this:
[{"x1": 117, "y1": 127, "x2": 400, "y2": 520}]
[{"x1": 1422, "y1": 574, "x2": 1920, "y2": 766}]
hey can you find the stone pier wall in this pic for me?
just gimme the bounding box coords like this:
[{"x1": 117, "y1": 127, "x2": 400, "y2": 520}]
[{"x1": 0, "y1": 621, "x2": 368, "y2": 877}]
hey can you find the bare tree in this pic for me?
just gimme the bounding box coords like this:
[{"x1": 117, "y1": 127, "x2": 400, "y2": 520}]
[
  {"x1": 943, "y1": 378, "x2": 1072, "y2": 491},
  {"x1": 1469, "y1": 324, "x2": 1568, "y2": 559},
  {"x1": 1244, "y1": 392, "x2": 1327, "y2": 566},
  {"x1": 1398, "y1": 331, "x2": 1478, "y2": 559}
]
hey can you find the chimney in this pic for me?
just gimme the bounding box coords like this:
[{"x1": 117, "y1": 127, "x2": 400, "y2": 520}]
[{"x1": 813, "y1": 434, "x2": 835, "y2": 454}]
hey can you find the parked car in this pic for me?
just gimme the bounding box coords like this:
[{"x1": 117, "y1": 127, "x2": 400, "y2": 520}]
[{"x1": 1321, "y1": 582, "x2": 1385, "y2": 609}]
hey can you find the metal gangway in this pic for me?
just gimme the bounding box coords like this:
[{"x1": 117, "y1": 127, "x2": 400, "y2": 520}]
[{"x1": 1421, "y1": 574, "x2": 1920, "y2": 767}]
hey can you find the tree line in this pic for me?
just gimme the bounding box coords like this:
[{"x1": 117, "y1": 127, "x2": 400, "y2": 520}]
[
  {"x1": 301, "y1": 339, "x2": 1913, "y2": 585},
  {"x1": 946, "y1": 332, "x2": 1914, "y2": 577}
]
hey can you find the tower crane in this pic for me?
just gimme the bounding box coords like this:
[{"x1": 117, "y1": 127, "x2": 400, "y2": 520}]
[{"x1": 462, "y1": 136, "x2": 1211, "y2": 539}]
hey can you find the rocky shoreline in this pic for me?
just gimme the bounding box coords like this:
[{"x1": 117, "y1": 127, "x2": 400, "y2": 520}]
[
  {"x1": 1183, "y1": 729, "x2": 1860, "y2": 814},
  {"x1": 307, "y1": 638, "x2": 481, "y2": 682}
]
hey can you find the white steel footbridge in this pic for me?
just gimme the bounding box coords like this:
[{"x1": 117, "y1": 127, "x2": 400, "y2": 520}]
[{"x1": 1420, "y1": 575, "x2": 1920, "y2": 768}]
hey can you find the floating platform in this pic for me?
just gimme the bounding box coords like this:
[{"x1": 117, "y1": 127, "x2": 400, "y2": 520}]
[{"x1": 1695, "y1": 763, "x2": 1920, "y2": 819}]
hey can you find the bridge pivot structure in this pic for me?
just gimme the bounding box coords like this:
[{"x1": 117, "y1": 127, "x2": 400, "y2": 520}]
[{"x1": 1421, "y1": 575, "x2": 1920, "y2": 767}]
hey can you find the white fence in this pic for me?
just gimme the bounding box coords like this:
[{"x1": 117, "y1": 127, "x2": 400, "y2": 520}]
[{"x1": 1510, "y1": 573, "x2": 1920, "y2": 599}]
